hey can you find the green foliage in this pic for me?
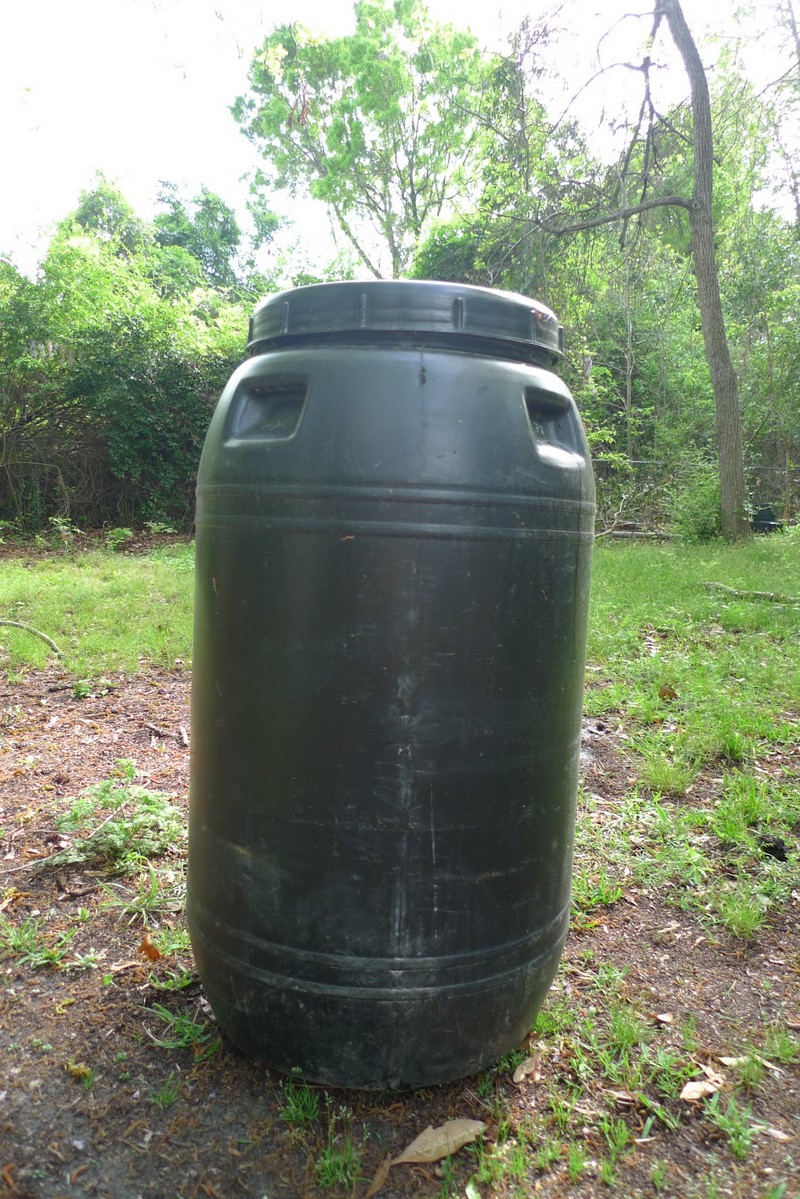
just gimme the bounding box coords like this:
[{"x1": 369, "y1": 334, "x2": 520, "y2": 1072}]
[
  {"x1": 667, "y1": 461, "x2": 722, "y2": 542},
  {"x1": 151, "y1": 182, "x2": 280, "y2": 298},
  {"x1": 72, "y1": 175, "x2": 154, "y2": 258},
  {"x1": 150, "y1": 1072, "x2": 181, "y2": 1109},
  {"x1": 0, "y1": 914, "x2": 76, "y2": 969},
  {"x1": 105, "y1": 527, "x2": 134, "y2": 551},
  {"x1": 571, "y1": 867, "x2": 623, "y2": 915},
  {"x1": 234, "y1": 0, "x2": 491, "y2": 277},
  {"x1": 315, "y1": 1103, "x2": 363, "y2": 1190},
  {"x1": 147, "y1": 1003, "x2": 221, "y2": 1059},
  {"x1": 154, "y1": 182, "x2": 243, "y2": 291},
  {"x1": 583, "y1": 538, "x2": 800, "y2": 938},
  {"x1": 703, "y1": 1093, "x2": 753, "y2": 1161},
  {"x1": 101, "y1": 864, "x2": 185, "y2": 928},
  {"x1": 0, "y1": 179, "x2": 273, "y2": 529},
  {"x1": 408, "y1": 221, "x2": 491, "y2": 285},
  {"x1": 279, "y1": 1079, "x2": 321, "y2": 1124},
  {"x1": 53, "y1": 760, "x2": 185, "y2": 873}
]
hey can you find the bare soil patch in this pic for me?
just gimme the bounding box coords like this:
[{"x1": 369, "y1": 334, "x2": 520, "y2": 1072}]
[{"x1": 1, "y1": 669, "x2": 798, "y2": 1198}]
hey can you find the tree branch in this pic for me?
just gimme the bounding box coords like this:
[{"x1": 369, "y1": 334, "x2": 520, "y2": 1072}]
[
  {"x1": 539, "y1": 194, "x2": 695, "y2": 235},
  {"x1": 702, "y1": 582, "x2": 798, "y2": 604},
  {"x1": 326, "y1": 197, "x2": 385, "y2": 278},
  {"x1": 0, "y1": 620, "x2": 62, "y2": 655}
]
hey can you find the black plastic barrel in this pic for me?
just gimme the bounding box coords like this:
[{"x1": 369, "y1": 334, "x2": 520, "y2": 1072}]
[{"x1": 187, "y1": 280, "x2": 594, "y2": 1089}]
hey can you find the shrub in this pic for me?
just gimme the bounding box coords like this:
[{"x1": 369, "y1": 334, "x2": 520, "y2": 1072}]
[{"x1": 667, "y1": 460, "x2": 721, "y2": 541}]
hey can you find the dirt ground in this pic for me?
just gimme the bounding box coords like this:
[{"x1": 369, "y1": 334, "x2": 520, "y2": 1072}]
[{"x1": 1, "y1": 664, "x2": 798, "y2": 1199}]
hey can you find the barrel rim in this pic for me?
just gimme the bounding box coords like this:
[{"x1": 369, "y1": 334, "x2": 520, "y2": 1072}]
[{"x1": 247, "y1": 280, "x2": 564, "y2": 363}]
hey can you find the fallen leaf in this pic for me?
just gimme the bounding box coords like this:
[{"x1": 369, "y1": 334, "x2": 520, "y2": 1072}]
[
  {"x1": 655, "y1": 1012, "x2": 674, "y2": 1025},
  {"x1": 364, "y1": 1155, "x2": 393, "y2": 1198},
  {"x1": 138, "y1": 933, "x2": 162, "y2": 962},
  {"x1": 465, "y1": 1180, "x2": 482, "y2": 1199},
  {"x1": 659, "y1": 683, "x2": 678, "y2": 701},
  {"x1": 680, "y1": 1078, "x2": 722, "y2": 1102},
  {"x1": 719, "y1": 1053, "x2": 782, "y2": 1075},
  {"x1": 198, "y1": 996, "x2": 215, "y2": 1019},
  {"x1": 762, "y1": 1127, "x2": 793, "y2": 1142},
  {"x1": 392, "y1": 1120, "x2": 487, "y2": 1164},
  {"x1": 0, "y1": 889, "x2": 29, "y2": 912},
  {"x1": 512, "y1": 1052, "x2": 543, "y2": 1085}
]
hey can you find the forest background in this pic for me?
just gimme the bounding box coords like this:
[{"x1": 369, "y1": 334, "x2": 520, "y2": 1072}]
[{"x1": 1, "y1": 0, "x2": 798, "y2": 541}]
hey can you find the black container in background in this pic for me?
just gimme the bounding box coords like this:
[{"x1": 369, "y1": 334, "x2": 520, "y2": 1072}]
[{"x1": 187, "y1": 280, "x2": 595, "y2": 1089}]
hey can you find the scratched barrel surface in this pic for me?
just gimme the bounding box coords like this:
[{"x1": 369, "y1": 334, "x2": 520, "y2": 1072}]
[{"x1": 187, "y1": 280, "x2": 595, "y2": 1089}]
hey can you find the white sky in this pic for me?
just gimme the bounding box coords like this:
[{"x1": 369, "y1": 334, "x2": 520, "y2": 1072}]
[{"x1": 0, "y1": 0, "x2": 782, "y2": 275}]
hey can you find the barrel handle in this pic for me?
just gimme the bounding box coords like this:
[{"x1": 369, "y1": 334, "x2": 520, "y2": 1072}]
[
  {"x1": 227, "y1": 378, "x2": 308, "y2": 442},
  {"x1": 523, "y1": 386, "x2": 581, "y2": 454}
]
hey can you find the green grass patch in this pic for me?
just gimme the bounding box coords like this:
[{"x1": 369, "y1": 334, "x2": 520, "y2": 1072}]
[
  {"x1": 0, "y1": 542, "x2": 194, "y2": 675},
  {"x1": 587, "y1": 537, "x2": 800, "y2": 773},
  {"x1": 579, "y1": 536, "x2": 800, "y2": 939}
]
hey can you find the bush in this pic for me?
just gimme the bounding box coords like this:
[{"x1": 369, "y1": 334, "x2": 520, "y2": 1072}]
[{"x1": 667, "y1": 461, "x2": 721, "y2": 542}]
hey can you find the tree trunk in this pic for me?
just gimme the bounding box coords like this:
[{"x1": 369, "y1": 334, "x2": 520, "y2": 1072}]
[{"x1": 659, "y1": 0, "x2": 751, "y2": 540}]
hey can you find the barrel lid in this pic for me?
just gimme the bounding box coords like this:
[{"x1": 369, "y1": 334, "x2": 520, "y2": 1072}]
[{"x1": 247, "y1": 280, "x2": 563, "y2": 362}]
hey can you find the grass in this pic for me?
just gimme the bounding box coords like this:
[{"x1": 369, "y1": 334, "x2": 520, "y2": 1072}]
[
  {"x1": 150, "y1": 1071, "x2": 182, "y2": 1109},
  {"x1": 279, "y1": 1079, "x2": 322, "y2": 1124},
  {"x1": 0, "y1": 914, "x2": 76, "y2": 968},
  {"x1": 146, "y1": 1002, "x2": 221, "y2": 1060},
  {"x1": 315, "y1": 1104, "x2": 363, "y2": 1191},
  {"x1": 0, "y1": 541, "x2": 193, "y2": 675},
  {"x1": 587, "y1": 536, "x2": 800, "y2": 774},
  {"x1": 101, "y1": 864, "x2": 186, "y2": 926},
  {"x1": 703, "y1": 1093, "x2": 754, "y2": 1161},
  {"x1": 576, "y1": 541, "x2": 800, "y2": 937}
]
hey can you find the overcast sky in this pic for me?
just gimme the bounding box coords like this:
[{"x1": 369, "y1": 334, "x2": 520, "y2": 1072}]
[{"x1": 0, "y1": 0, "x2": 775, "y2": 275}]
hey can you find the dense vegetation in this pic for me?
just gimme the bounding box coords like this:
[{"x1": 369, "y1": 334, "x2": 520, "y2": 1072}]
[{"x1": 2, "y1": 0, "x2": 798, "y2": 534}]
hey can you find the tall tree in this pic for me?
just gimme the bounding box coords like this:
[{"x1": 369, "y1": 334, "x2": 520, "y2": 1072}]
[
  {"x1": 513, "y1": 1, "x2": 751, "y2": 539},
  {"x1": 72, "y1": 175, "x2": 153, "y2": 259},
  {"x1": 233, "y1": 0, "x2": 491, "y2": 278},
  {"x1": 153, "y1": 183, "x2": 278, "y2": 295},
  {"x1": 768, "y1": 0, "x2": 800, "y2": 225},
  {"x1": 656, "y1": 0, "x2": 749, "y2": 540}
]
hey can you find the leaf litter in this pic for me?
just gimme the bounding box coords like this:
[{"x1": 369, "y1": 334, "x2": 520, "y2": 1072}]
[{"x1": 365, "y1": 1120, "x2": 487, "y2": 1197}]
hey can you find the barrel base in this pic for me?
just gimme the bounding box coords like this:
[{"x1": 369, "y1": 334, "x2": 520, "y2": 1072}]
[{"x1": 188, "y1": 908, "x2": 568, "y2": 1089}]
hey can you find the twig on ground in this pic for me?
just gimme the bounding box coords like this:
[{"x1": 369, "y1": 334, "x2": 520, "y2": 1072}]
[
  {"x1": 702, "y1": 582, "x2": 800, "y2": 604},
  {"x1": 0, "y1": 620, "x2": 62, "y2": 655},
  {"x1": 55, "y1": 874, "x2": 99, "y2": 899}
]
